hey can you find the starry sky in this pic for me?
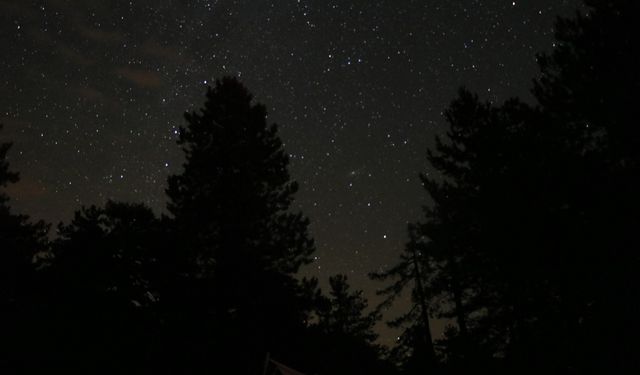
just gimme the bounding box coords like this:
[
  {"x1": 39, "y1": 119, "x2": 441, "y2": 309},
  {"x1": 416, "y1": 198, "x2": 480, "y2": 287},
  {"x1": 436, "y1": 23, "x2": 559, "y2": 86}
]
[{"x1": 1, "y1": 0, "x2": 580, "y2": 343}]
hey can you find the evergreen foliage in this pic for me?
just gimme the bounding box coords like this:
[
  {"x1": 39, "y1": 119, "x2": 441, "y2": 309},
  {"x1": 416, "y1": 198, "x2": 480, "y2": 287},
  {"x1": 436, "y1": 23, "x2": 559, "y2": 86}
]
[
  {"x1": 163, "y1": 77, "x2": 316, "y2": 374},
  {"x1": 374, "y1": 1, "x2": 640, "y2": 373},
  {"x1": 0, "y1": 125, "x2": 49, "y2": 371},
  {"x1": 309, "y1": 274, "x2": 392, "y2": 375}
]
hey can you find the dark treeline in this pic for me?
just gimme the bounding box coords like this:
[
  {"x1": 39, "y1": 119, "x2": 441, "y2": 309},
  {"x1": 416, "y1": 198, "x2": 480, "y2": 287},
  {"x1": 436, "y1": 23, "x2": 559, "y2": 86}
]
[
  {"x1": 1, "y1": 0, "x2": 638, "y2": 373},
  {"x1": 0, "y1": 79, "x2": 390, "y2": 374},
  {"x1": 373, "y1": 0, "x2": 639, "y2": 374}
]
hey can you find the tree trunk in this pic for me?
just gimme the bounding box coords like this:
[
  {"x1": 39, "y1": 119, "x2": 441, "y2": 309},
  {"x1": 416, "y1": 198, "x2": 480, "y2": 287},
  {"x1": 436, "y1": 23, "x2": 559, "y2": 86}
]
[{"x1": 411, "y1": 247, "x2": 437, "y2": 367}]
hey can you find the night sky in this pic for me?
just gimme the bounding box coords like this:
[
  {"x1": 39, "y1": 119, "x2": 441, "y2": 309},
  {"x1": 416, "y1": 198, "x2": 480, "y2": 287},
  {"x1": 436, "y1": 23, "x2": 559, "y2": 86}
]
[{"x1": 1, "y1": 0, "x2": 579, "y2": 343}]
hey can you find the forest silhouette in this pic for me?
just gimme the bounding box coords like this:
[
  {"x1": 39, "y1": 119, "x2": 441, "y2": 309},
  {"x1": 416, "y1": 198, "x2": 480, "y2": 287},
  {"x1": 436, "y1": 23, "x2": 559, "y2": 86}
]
[{"x1": 1, "y1": 1, "x2": 638, "y2": 373}]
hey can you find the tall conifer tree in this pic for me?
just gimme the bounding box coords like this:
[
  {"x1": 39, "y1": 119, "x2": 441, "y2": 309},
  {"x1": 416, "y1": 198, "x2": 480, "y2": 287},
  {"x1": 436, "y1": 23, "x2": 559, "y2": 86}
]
[
  {"x1": 0, "y1": 125, "x2": 49, "y2": 370},
  {"x1": 164, "y1": 77, "x2": 315, "y2": 373}
]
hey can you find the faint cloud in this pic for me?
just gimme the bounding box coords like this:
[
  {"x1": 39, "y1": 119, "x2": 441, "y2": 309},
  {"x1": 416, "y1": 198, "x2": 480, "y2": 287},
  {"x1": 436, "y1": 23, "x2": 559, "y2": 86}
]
[
  {"x1": 6, "y1": 175, "x2": 48, "y2": 201},
  {"x1": 57, "y1": 44, "x2": 94, "y2": 66},
  {"x1": 78, "y1": 25, "x2": 127, "y2": 44},
  {"x1": 74, "y1": 86, "x2": 104, "y2": 101},
  {"x1": 116, "y1": 67, "x2": 164, "y2": 89},
  {"x1": 140, "y1": 40, "x2": 186, "y2": 63}
]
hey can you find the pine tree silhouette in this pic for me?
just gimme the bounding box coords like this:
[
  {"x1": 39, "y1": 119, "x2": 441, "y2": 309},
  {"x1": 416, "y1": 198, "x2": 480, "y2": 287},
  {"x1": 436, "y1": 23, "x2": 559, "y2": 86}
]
[
  {"x1": 38, "y1": 201, "x2": 161, "y2": 373},
  {"x1": 0, "y1": 125, "x2": 49, "y2": 371},
  {"x1": 163, "y1": 77, "x2": 315, "y2": 374},
  {"x1": 533, "y1": 1, "x2": 640, "y2": 371},
  {"x1": 370, "y1": 224, "x2": 438, "y2": 372},
  {"x1": 380, "y1": 1, "x2": 640, "y2": 373},
  {"x1": 308, "y1": 274, "x2": 392, "y2": 375},
  {"x1": 316, "y1": 274, "x2": 379, "y2": 342}
]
